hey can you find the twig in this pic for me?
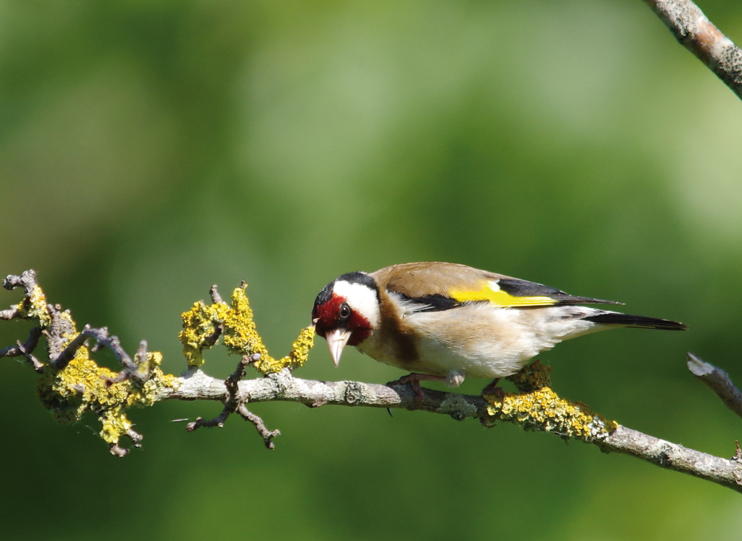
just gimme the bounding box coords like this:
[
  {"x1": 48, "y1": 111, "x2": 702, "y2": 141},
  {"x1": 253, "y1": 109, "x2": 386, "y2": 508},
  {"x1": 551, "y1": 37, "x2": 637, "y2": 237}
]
[
  {"x1": 644, "y1": 0, "x2": 742, "y2": 100},
  {"x1": 84, "y1": 327, "x2": 139, "y2": 373},
  {"x1": 1, "y1": 270, "x2": 41, "y2": 320},
  {"x1": 186, "y1": 411, "x2": 231, "y2": 431},
  {"x1": 13, "y1": 339, "x2": 44, "y2": 372},
  {"x1": 202, "y1": 323, "x2": 223, "y2": 348},
  {"x1": 105, "y1": 340, "x2": 152, "y2": 384},
  {"x1": 687, "y1": 352, "x2": 742, "y2": 420},
  {"x1": 45, "y1": 306, "x2": 76, "y2": 361},
  {"x1": 0, "y1": 305, "x2": 18, "y2": 320},
  {"x1": 52, "y1": 324, "x2": 91, "y2": 370},
  {"x1": 52, "y1": 325, "x2": 149, "y2": 383},
  {"x1": 109, "y1": 429, "x2": 143, "y2": 458},
  {"x1": 186, "y1": 352, "x2": 281, "y2": 448},
  {"x1": 3, "y1": 269, "x2": 38, "y2": 293},
  {"x1": 126, "y1": 428, "x2": 144, "y2": 447},
  {"x1": 0, "y1": 326, "x2": 43, "y2": 371},
  {"x1": 209, "y1": 285, "x2": 223, "y2": 304},
  {"x1": 237, "y1": 403, "x2": 280, "y2": 450},
  {"x1": 186, "y1": 353, "x2": 260, "y2": 432},
  {"x1": 109, "y1": 443, "x2": 129, "y2": 458}
]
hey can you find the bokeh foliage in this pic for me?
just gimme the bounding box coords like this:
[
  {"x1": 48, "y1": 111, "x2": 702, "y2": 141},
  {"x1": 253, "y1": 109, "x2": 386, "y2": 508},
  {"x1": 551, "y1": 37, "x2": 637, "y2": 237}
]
[{"x1": 1, "y1": 1, "x2": 741, "y2": 539}]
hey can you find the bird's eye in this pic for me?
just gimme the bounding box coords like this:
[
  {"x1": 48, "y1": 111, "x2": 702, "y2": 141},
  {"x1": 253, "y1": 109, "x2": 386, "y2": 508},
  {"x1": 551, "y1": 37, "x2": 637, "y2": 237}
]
[{"x1": 339, "y1": 303, "x2": 351, "y2": 319}]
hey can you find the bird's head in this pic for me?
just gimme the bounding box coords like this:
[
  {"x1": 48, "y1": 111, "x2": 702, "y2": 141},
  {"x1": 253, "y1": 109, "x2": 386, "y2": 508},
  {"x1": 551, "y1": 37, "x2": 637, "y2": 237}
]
[{"x1": 312, "y1": 271, "x2": 380, "y2": 367}]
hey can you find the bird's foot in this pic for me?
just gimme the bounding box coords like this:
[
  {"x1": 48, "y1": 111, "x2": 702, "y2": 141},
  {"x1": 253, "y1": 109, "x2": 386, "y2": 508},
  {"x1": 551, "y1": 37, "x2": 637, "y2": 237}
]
[
  {"x1": 387, "y1": 373, "x2": 445, "y2": 404},
  {"x1": 481, "y1": 378, "x2": 505, "y2": 401}
]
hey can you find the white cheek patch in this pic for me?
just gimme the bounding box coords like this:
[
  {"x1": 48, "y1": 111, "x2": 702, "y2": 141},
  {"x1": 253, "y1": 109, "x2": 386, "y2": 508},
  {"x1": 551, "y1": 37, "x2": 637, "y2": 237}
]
[{"x1": 333, "y1": 280, "x2": 380, "y2": 328}]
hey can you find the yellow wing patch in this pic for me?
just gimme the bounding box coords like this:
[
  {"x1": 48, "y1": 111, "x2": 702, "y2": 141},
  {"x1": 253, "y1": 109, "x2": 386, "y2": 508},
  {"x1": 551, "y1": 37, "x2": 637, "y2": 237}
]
[{"x1": 449, "y1": 280, "x2": 558, "y2": 307}]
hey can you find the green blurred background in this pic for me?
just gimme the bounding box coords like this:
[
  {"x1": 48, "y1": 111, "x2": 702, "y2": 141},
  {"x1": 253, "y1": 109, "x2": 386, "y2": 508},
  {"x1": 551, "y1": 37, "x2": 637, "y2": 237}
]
[{"x1": 1, "y1": 1, "x2": 741, "y2": 539}]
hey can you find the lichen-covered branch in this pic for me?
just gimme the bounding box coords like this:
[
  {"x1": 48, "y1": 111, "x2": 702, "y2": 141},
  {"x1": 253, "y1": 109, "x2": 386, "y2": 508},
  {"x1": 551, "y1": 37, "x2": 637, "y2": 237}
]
[
  {"x1": 2, "y1": 270, "x2": 741, "y2": 494},
  {"x1": 1, "y1": 270, "x2": 313, "y2": 456},
  {"x1": 178, "y1": 281, "x2": 314, "y2": 373},
  {"x1": 645, "y1": 0, "x2": 742, "y2": 100},
  {"x1": 1, "y1": 270, "x2": 181, "y2": 455},
  {"x1": 156, "y1": 366, "x2": 742, "y2": 492}
]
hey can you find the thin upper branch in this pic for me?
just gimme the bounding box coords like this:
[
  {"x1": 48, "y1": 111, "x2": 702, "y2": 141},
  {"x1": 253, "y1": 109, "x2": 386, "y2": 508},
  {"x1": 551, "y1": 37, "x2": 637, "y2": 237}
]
[
  {"x1": 158, "y1": 368, "x2": 742, "y2": 493},
  {"x1": 687, "y1": 352, "x2": 742, "y2": 420},
  {"x1": 645, "y1": 0, "x2": 742, "y2": 99}
]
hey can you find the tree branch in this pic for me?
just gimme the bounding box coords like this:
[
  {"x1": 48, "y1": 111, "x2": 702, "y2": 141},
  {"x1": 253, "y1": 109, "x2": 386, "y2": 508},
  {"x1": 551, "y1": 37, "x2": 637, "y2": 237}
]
[
  {"x1": 2, "y1": 270, "x2": 741, "y2": 493},
  {"x1": 687, "y1": 352, "x2": 742, "y2": 420},
  {"x1": 157, "y1": 368, "x2": 742, "y2": 492},
  {"x1": 645, "y1": 0, "x2": 742, "y2": 99}
]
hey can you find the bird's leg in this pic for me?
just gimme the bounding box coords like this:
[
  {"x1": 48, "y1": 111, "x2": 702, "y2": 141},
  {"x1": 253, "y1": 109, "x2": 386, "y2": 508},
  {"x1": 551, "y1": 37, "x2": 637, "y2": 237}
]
[
  {"x1": 387, "y1": 373, "x2": 445, "y2": 403},
  {"x1": 481, "y1": 378, "x2": 504, "y2": 401}
]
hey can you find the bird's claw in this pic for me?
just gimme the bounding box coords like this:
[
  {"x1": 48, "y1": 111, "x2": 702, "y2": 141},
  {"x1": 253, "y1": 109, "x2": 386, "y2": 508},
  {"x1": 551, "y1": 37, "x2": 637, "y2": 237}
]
[
  {"x1": 481, "y1": 378, "x2": 505, "y2": 401},
  {"x1": 387, "y1": 373, "x2": 429, "y2": 405}
]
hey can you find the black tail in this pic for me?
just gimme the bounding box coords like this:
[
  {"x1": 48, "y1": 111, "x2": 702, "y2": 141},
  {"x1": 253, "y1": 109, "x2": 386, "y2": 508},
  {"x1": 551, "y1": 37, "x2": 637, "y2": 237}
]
[{"x1": 584, "y1": 312, "x2": 687, "y2": 331}]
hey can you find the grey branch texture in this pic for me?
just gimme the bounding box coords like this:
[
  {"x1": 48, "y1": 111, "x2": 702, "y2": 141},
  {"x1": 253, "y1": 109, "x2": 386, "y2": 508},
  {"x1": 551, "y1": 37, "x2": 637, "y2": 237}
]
[
  {"x1": 157, "y1": 368, "x2": 742, "y2": 493},
  {"x1": 645, "y1": 0, "x2": 742, "y2": 99},
  {"x1": 2, "y1": 270, "x2": 742, "y2": 493},
  {"x1": 3, "y1": 270, "x2": 742, "y2": 492}
]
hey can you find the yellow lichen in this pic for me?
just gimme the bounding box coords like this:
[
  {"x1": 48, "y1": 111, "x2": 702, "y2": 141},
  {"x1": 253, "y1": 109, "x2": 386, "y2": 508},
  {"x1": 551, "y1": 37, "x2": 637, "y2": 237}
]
[
  {"x1": 179, "y1": 283, "x2": 315, "y2": 374},
  {"x1": 139, "y1": 352, "x2": 181, "y2": 406},
  {"x1": 8, "y1": 273, "x2": 312, "y2": 454},
  {"x1": 221, "y1": 285, "x2": 269, "y2": 360},
  {"x1": 14, "y1": 285, "x2": 51, "y2": 327},
  {"x1": 484, "y1": 361, "x2": 617, "y2": 442},
  {"x1": 36, "y1": 340, "x2": 181, "y2": 446},
  {"x1": 508, "y1": 359, "x2": 553, "y2": 392},
  {"x1": 179, "y1": 300, "x2": 231, "y2": 367},
  {"x1": 99, "y1": 407, "x2": 132, "y2": 444},
  {"x1": 253, "y1": 325, "x2": 315, "y2": 374}
]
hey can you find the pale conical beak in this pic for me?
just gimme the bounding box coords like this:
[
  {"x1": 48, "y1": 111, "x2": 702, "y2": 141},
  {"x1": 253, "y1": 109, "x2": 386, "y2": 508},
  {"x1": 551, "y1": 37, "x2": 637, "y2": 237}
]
[{"x1": 326, "y1": 328, "x2": 351, "y2": 367}]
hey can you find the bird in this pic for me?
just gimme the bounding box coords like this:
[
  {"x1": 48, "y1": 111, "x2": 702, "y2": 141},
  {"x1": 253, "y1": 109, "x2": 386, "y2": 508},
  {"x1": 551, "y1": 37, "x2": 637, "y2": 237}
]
[{"x1": 311, "y1": 262, "x2": 686, "y2": 397}]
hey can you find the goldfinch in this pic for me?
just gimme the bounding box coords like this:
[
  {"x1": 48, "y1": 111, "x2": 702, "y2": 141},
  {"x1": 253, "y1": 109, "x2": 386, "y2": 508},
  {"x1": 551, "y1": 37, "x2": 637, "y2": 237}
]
[{"x1": 311, "y1": 262, "x2": 686, "y2": 395}]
